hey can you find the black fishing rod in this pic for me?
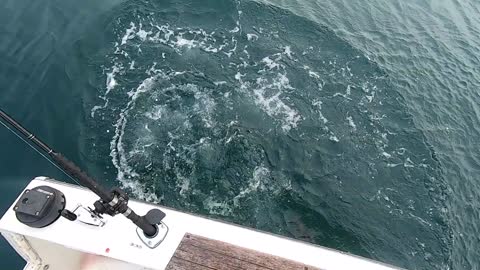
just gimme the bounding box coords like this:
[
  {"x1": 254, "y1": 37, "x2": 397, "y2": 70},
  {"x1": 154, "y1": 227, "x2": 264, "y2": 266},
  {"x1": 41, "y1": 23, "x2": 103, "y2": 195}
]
[{"x1": 0, "y1": 109, "x2": 164, "y2": 237}]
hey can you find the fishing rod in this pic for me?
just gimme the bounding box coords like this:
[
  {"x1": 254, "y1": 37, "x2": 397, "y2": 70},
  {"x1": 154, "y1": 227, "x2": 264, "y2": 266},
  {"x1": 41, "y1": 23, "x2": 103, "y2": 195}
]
[{"x1": 0, "y1": 109, "x2": 164, "y2": 238}]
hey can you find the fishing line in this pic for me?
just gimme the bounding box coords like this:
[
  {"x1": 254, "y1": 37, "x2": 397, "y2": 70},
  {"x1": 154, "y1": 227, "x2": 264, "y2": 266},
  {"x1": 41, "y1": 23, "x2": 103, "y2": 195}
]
[{"x1": 0, "y1": 119, "x2": 84, "y2": 187}]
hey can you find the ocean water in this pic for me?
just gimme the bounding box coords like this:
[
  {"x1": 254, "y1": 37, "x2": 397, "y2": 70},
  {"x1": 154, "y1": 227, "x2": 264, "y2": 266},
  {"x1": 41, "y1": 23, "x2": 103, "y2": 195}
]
[{"x1": 0, "y1": 0, "x2": 479, "y2": 269}]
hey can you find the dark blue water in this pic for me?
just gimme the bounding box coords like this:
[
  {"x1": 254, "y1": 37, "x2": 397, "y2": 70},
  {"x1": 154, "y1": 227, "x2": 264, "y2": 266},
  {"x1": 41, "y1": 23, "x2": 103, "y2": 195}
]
[{"x1": 1, "y1": 0, "x2": 479, "y2": 269}]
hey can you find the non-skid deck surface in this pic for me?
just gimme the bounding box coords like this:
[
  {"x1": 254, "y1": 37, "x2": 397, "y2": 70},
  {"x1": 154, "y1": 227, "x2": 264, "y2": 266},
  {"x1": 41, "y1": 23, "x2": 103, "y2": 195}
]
[{"x1": 166, "y1": 233, "x2": 321, "y2": 270}]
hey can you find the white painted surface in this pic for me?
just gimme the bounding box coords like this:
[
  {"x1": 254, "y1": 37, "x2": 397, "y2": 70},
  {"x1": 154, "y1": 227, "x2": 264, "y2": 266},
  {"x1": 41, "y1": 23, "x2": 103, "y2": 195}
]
[{"x1": 0, "y1": 177, "x2": 401, "y2": 270}]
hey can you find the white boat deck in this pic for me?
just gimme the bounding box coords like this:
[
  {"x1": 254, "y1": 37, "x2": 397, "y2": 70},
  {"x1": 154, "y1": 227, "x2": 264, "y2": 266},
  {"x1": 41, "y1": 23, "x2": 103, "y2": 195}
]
[{"x1": 0, "y1": 177, "x2": 401, "y2": 270}]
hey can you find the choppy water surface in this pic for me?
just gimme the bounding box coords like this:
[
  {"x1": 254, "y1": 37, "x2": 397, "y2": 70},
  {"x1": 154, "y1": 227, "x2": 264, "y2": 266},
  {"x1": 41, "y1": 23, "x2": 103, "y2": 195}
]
[{"x1": 1, "y1": 0, "x2": 479, "y2": 269}]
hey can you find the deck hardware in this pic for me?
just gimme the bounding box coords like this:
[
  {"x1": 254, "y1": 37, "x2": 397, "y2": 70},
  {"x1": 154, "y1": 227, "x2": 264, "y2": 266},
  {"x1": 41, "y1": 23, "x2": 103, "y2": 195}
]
[
  {"x1": 73, "y1": 205, "x2": 105, "y2": 227},
  {"x1": 13, "y1": 186, "x2": 66, "y2": 228},
  {"x1": 137, "y1": 221, "x2": 168, "y2": 249}
]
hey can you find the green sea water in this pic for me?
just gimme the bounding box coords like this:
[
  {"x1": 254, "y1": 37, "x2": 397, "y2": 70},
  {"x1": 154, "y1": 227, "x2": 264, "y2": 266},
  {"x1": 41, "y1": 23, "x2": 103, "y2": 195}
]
[{"x1": 1, "y1": 0, "x2": 479, "y2": 269}]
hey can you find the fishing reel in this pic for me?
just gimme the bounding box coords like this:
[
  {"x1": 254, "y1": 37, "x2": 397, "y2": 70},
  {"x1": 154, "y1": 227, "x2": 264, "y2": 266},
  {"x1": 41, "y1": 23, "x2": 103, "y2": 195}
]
[
  {"x1": 93, "y1": 187, "x2": 130, "y2": 216},
  {"x1": 92, "y1": 188, "x2": 166, "y2": 233},
  {"x1": 92, "y1": 187, "x2": 169, "y2": 248}
]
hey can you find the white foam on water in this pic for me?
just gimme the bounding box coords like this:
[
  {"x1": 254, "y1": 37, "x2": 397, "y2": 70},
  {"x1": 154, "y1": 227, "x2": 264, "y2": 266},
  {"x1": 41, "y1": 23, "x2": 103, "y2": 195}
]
[
  {"x1": 303, "y1": 65, "x2": 324, "y2": 85},
  {"x1": 362, "y1": 83, "x2": 376, "y2": 103},
  {"x1": 261, "y1": 55, "x2": 281, "y2": 70},
  {"x1": 382, "y1": 152, "x2": 392, "y2": 158},
  {"x1": 175, "y1": 170, "x2": 190, "y2": 197},
  {"x1": 247, "y1": 33, "x2": 258, "y2": 41},
  {"x1": 283, "y1": 46, "x2": 292, "y2": 58},
  {"x1": 203, "y1": 197, "x2": 233, "y2": 216},
  {"x1": 121, "y1": 22, "x2": 137, "y2": 45},
  {"x1": 90, "y1": 106, "x2": 102, "y2": 118},
  {"x1": 346, "y1": 115, "x2": 357, "y2": 131},
  {"x1": 404, "y1": 157, "x2": 415, "y2": 168},
  {"x1": 309, "y1": 70, "x2": 320, "y2": 79},
  {"x1": 106, "y1": 64, "x2": 121, "y2": 94},
  {"x1": 136, "y1": 24, "x2": 152, "y2": 41},
  {"x1": 91, "y1": 64, "x2": 123, "y2": 118},
  {"x1": 387, "y1": 163, "x2": 401, "y2": 168},
  {"x1": 203, "y1": 46, "x2": 219, "y2": 53},
  {"x1": 145, "y1": 105, "x2": 166, "y2": 120},
  {"x1": 192, "y1": 85, "x2": 216, "y2": 128},
  {"x1": 91, "y1": 100, "x2": 110, "y2": 118},
  {"x1": 274, "y1": 73, "x2": 292, "y2": 89},
  {"x1": 229, "y1": 26, "x2": 240, "y2": 33},
  {"x1": 174, "y1": 71, "x2": 186, "y2": 76},
  {"x1": 121, "y1": 22, "x2": 232, "y2": 56},
  {"x1": 312, "y1": 100, "x2": 328, "y2": 125},
  {"x1": 128, "y1": 138, "x2": 155, "y2": 157},
  {"x1": 333, "y1": 92, "x2": 353, "y2": 100},
  {"x1": 145, "y1": 123, "x2": 151, "y2": 132},
  {"x1": 250, "y1": 74, "x2": 301, "y2": 132},
  {"x1": 369, "y1": 113, "x2": 386, "y2": 121},
  {"x1": 366, "y1": 91, "x2": 375, "y2": 102},
  {"x1": 175, "y1": 35, "x2": 196, "y2": 48},
  {"x1": 329, "y1": 135, "x2": 340, "y2": 143},
  {"x1": 110, "y1": 73, "x2": 166, "y2": 202},
  {"x1": 234, "y1": 72, "x2": 244, "y2": 81},
  {"x1": 234, "y1": 166, "x2": 270, "y2": 206},
  {"x1": 232, "y1": 50, "x2": 303, "y2": 132},
  {"x1": 214, "y1": 81, "x2": 227, "y2": 86}
]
